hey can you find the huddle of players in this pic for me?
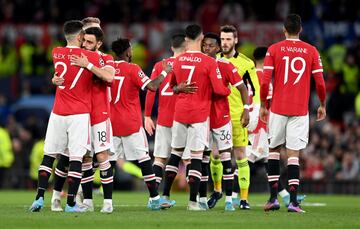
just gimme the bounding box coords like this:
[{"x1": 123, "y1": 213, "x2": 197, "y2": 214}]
[{"x1": 30, "y1": 13, "x2": 326, "y2": 213}]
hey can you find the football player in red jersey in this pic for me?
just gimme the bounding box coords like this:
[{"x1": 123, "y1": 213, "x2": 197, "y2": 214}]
[
  {"x1": 30, "y1": 20, "x2": 104, "y2": 213},
  {"x1": 109, "y1": 38, "x2": 172, "y2": 210},
  {"x1": 50, "y1": 24, "x2": 116, "y2": 213},
  {"x1": 200, "y1": 32, "x2": 249, "y2": 211},
  {"x1": 168, "y1": 24, "x2": 231, "y2": 211},
  {"x1": 144, "y1": 33, "x2": 197, "y2": 206},
  {"x1": 261, "y1": 14, "x2": 326, "y2": 213}
]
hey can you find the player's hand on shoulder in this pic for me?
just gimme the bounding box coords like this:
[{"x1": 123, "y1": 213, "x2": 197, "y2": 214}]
[
  {"x1": 70, "y1": 53, "x2": 89, "y2": 68},
  {"x1": 316, "y1": 105, "x2": 326, "y2": 121},
  {"x1": 162, "y1": 60, "x2": 173, "y2": 74},
  {"x1": 144, "y1": 116, "x2": 155, "y2": 136},
  {"x1": 52, "y1": 72, "x2": 64, "y2": 86}
]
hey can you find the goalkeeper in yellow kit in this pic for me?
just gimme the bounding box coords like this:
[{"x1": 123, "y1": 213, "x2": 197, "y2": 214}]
[{"x1": 208, "y1": 25, "x2": 260, "y2": 209}]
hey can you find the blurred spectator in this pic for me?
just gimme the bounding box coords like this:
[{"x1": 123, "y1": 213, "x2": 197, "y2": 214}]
[
  {"x1": 0, "y1": 124, "x2": 14, "y2": 188},
  {"x1": 327, "y1": 36, "x2": 347, "y2": 73},
  {"x1": 336, "y1": 152, "x2": 359, "y2": 180},
  {"x1": 195, "y1": 0, "x2": 220, "y2": 32},
  {"x1": 0, "y1": 37, "x2": 17, "y2": 78},
  {"x1": 218, "y1": 0, "x2": 245, "y2": 25}
]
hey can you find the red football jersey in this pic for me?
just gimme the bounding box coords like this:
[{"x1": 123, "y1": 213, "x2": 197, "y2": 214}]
[
  {"x1": 110, "y1": 60, "x2": 151, "y2": 136},
  {"x1": 144, "y1": 57, "x2": 176, "y2": 127},
  {"x1": 52, "y1": 46, "x2": 102, "y2": 115},
  {"x1": 210, "y1": 58, "x2": 243, "y2": 129},
  {"x1": 261, "y1": 39, "x2": 326, "y2": 116},
  {"x1": 169, "y1": 51, "x2": 231, "y2": 124},
  {"x1": 90, "y1": 52, "x2": 115, "y2": 125}
]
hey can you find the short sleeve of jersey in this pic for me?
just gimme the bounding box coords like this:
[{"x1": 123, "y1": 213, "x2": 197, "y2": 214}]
[
  {"x1": 84, "y1": 50, "x2": 103, "y2": 68},
  {"x1": 311, "y1": 48, "x2": 323, "y2": 74},
  {"x1": 227, "y1": 62, "x2": 243, "y2": 86},
  {"x1": 102, "y1": 54, "x2": 115, "y2": 70},
  {"x1": 263, "y1": 46, "x2": 275, "y2": 71},
  {"x1": 130, "y1": 64, "x2": 151, "y2": 90}
]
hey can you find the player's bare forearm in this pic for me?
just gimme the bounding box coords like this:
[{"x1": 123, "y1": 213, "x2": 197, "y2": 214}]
[
  {"x1": 236, "y1": 83, "x2": 249, "y2": 107},
  {"x1": 147, "y1": 74, "x2": 165, "y2": 91},
  {"x1": 147, "y1": 61, "x2": 172, "y2": 91},
  {"x1": 241, "y1": 109, "x2": 250, "y2": 127},
  {"x1": 91, "y1": 66, "x2": 114, "y2": 83}
]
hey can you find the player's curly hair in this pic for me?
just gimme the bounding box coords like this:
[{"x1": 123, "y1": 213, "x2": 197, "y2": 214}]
[
  {"x1": 204, "y1": 32, "x2": 221, "y2": 46},
  {"x1": 111, "y1": 38, "x2": 131, "y2": 57}
]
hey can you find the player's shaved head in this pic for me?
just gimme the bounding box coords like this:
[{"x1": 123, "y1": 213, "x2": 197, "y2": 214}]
[
  {"x1": 85, "y1": 27, "x2": 104, "y2": 42},
  {"x1": 284, "y1": 14, "x2": 302, "y2": 35},
  {"x1": 185, "y1": 24, "x2": 202, "y2": 40},
  {"x1": 220, "y1": 25, "x2": 238, "y2": 38},
  {"x1": 253, "y1": 46, "x2": 268, "y2": 61},
  {"x1": 63, "y1": 20, "x2": 84, "y2": 41}
]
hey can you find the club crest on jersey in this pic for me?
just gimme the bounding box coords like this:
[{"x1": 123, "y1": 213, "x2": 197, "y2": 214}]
[
  {"x1": 138, "y1": 70, "x2": 146, "y2": 78},
  {"x1": 216, "y1": 68, "x2": 222, "y2": 79},
  {"x1": 99, "y1": 58, "x2": 105, "y2": 67}
]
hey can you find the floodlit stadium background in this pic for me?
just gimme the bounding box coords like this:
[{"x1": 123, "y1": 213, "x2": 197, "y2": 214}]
[{"x1": 0, "y1": 0, "x2": 359, "y2": 194}]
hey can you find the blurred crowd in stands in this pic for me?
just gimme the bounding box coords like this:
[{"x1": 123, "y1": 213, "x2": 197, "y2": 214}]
[{"x1": 0, "y1": 0, "x2": 359, "y2": 191}]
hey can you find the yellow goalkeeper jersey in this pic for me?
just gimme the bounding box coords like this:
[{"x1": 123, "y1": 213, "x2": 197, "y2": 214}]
[{"x1": 217, "y1": 52, "x2": 260, "y2": 121}]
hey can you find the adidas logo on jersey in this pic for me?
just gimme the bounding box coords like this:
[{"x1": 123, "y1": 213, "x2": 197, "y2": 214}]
[{"x1": 100, "y1": 143, "x2": 105, "y2": 147}]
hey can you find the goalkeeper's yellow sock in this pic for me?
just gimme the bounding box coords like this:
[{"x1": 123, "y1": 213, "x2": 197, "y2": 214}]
[
  {"x1": 210, "y1": 155, "x2": 223, "y2": 192},
  {"x1": 236, "y1": 158, "x2": 250, "y2": 201},
  {"x1": 123, "y1": 161, "x2": 143, "y2": 178}
]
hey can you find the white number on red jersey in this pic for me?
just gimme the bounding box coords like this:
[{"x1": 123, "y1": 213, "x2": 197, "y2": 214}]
[
  {"x1": 160, "y1": 82, "x2": 173, "y2": 96},
  {"x1": 282, "y1": 56, "x2": 306, "y2": 85},
  {"x1": 55, "y1": 61, "x2": 85, "y2": 90},
  {"x1": 113, "y1": 76, "x2": 125, "y2": 104},
  {"x1": 181, "y1": 65, "x2": 195, "y2": 84}
]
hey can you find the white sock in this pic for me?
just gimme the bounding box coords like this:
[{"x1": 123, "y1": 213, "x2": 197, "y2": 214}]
[
  {"x1": 83, "y1": 199, "x2": 93, "y2": 206},
  {"x1": 199, "y1": 197, "x2": 207, "y2": 203},
  {"x1": 225, "y1": 196, "x2": 232, "y2": 203},
  {"x1": 232, "y1": 192, "x2": 238, "y2": 199},
  {"x1": 150, "y1": 195, "x2": 160, "y2": 201},
  {"x1": 103, "y1": 199, "x2": 112, "y2": 205},
  {"x1": 279, "y1": 189, "x2": 289, "y2": 198},
  {"x1": 52, "y1": 190, "x2": 61, "y2": 201}
]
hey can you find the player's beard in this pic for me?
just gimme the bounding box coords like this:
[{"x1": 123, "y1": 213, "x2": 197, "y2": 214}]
[{"x1": 222, "y1": 43, "x2": 235, "y2": 55}]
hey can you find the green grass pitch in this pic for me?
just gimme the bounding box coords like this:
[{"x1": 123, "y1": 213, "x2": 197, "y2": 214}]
[{"x1": 0, "y1": 191, "x2": 359, "y2": 229}]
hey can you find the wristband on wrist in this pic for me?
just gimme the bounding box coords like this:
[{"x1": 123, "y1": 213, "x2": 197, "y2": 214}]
[
  {"x1": 160, "y1": 70, "x2": 167, "y2": 77},
  {"x1": 243, "y1": 104, "x2": 250, "y2": 110},
  {"x1": 86, "y1": 63, "x2": 94, "y2": 70}
]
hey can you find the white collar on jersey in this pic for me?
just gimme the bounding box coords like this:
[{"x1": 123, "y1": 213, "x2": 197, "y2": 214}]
[
  {"x1": 286, "y1": 38, "x2": 300, "y2": 41},
  {"x1": 186, "y1": 50, "x2": 202, "y2": 53},
  {"x1": 66, "y1": 45, "x2": 80, "y2": 48},
  {"x1": 114, "y1": 60, "x2": 126, "y2": 63},
  {"x1": 256, "y1": 68, "x2": 263, "y2": 72}
]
